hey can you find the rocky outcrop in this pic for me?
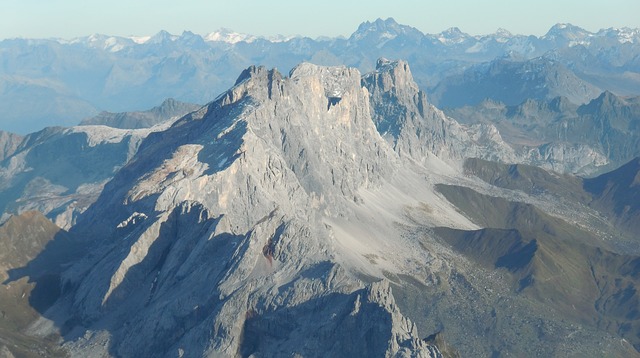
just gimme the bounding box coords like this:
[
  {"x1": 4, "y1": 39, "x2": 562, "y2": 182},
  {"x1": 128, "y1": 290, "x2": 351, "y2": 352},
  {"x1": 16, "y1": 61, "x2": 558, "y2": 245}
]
[
  {"x1": 363, "y1": 58, "x2": 518, "y2": 164},
  {"x1": 0, "y1": 131, "x2": 22, "y2": 162}
]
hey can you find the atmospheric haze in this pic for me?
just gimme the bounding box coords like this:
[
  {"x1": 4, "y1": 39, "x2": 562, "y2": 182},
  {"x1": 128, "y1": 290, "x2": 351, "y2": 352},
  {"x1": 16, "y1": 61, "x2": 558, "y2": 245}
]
[{"x1": 2, "y1": 0, "x2": 639, "y2": 40}]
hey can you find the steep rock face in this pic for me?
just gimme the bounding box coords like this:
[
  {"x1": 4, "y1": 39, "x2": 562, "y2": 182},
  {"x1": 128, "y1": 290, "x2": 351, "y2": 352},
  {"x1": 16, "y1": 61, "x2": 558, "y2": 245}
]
[
  {"x1": 0, "y1": 131, "x2": 23, "y2": 162},
  {"x1": 363, "y1": 58, "x2": 517, "y2": 163},
  {"x1": 362, "y1": 58, "x2": 604, "y2": 174},
  {"x1": 44, "y1": 63, "x2": 439, "y2": 357}
]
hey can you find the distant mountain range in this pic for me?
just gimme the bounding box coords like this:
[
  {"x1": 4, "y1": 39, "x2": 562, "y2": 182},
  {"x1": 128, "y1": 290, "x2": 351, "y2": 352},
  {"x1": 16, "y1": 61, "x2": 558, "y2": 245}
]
[
  {"x1": 80, "y1": 98, "x2": 200, "y2": 129},
  {"x1": 1, "y1": 18, "x2": 639, "y2": 133}
]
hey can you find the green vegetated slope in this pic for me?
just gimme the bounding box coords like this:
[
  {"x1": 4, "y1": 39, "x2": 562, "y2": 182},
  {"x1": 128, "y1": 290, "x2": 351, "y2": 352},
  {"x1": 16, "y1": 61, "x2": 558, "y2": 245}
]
[
  {"x1": 435, "y1": 177, "x2": 640, "y2": 351},
  {"x1": 0, "y1": 211, "x2": 83, "y2": 358}
]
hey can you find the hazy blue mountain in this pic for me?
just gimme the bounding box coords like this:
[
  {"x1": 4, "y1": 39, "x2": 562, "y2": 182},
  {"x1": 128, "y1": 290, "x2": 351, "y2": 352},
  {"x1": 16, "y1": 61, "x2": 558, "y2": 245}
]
[
  {"x1": 429, "y1": 56, "x2": 602, "y2": 107},
  {"x1": 2, "y1": 19, "x2": 639, "y2": 133},
  {"x1": 80, "y1": 98, "x2": 201, "y2": 129}
]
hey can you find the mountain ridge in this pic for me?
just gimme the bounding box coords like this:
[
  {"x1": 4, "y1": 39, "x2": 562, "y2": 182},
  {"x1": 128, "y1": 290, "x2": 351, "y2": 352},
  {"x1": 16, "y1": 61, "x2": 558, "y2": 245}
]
[{"x1": 3, "y1": 18, "x2": 640, "y2": 133}]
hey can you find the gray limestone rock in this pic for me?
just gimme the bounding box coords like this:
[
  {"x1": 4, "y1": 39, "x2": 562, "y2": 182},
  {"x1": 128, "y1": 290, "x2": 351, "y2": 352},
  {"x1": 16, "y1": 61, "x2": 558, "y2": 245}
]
[{"x1": 48, "y1": 63, "x2": 437, "y2": 357}]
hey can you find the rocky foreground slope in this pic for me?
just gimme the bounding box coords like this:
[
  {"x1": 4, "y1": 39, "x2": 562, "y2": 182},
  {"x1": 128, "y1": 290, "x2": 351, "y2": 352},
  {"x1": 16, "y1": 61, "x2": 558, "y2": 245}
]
[{"x1": 2, "y1": 60, "x2": 639, "y2": 357}]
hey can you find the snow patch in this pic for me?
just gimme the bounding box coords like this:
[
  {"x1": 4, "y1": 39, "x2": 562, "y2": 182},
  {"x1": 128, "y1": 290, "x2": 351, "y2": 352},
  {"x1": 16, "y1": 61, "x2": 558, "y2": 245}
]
[
  {"x1": 129, "y1": 36, "x2": 151, "y2": 44},
  {"x1": 205, "y1": 29, "x2": 257, "y2": 44},
  {"x1": 117, "y1": 212, "x2": 148, "y2": 228}
]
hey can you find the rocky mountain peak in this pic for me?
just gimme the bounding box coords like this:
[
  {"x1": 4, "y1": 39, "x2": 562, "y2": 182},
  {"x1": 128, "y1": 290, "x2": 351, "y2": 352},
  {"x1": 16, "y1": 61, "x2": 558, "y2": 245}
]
[
  {"x1": 0, "y1": 130, "x2": 23, "y2": 161},
  {"x1": 362, "y1": 59, "x2": 426, "y2": 141},
  {"x1": 349, "y1": 18, "x2": 423, "y2": 43},
  {"x1": 353, "y1": 17, "x2": 401, "y2": 34},
  {"x1": 373, "y1": 58, "x2": 420, "y2": 91},
  {"x1": 147, "y1": 30, "x2": 176, "y2": 44},
  {"x1": 437, "y1": 27, "x2": 472, "y2": 44},
  {"x1": 78, "y1": 61, "x2": 395, "y2": 239},
  {"x1": 28, "y1": 60, "x2": 451, "y2": 357},
  {"x1": 5, "y1": 56, "x2": 640, "y2": 356},
  {"x1": 494, "y1": 28, "x2": 513, "y2": 38},
  {"x1": 363, "y1": 58, "x2": 514, "y2": 163},
  {"x1": 578, "y1": 90, "x2": 628, "y2": 116},
  {"x1": 543, "y1": 23, "x2": 592, "y2": 44}
]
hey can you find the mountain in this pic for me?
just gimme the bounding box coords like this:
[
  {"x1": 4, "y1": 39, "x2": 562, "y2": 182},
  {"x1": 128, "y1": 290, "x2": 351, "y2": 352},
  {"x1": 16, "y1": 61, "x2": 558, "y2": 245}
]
[
  {"x1": 0, "y1": 123, "x2": 172, "y2": 229},
  {"x1": 0, "y1": 75, "x2": 99, "y2": 134},
  {"x1": 2, "y1": 61, "x2": 638, "y2": 357},
  {"x1": 0, "y1": 131, "x2": 22, "y2": 161},
  {"x1": 430, "y1": 56, "x2": 602, "y2": 107},
  {"x1": 362, "y1": 58, "x2": 517, "y2": 163},
  {"x1": 2, "y1": 19, "x2": 639, "y2": 133},
  {"x1": 348, "y1": 18, "x2": 425, "y2": 46},
  {"x1": 585, "y1": 157, "x2": 640, "y2": 236},
  {"x1": 451, "y1": 158, "x2": 640, "y2": 350},
  {"x1": 35, "y1": 61, "x2": 447, "y2": 357},
  {"x1": 80, "y1": 98, "x2": 201, "y2": 129},
  {"x1": 0, "y1": 211, "x2": 80, "y2": 358},
  {"x1": 446, "y1": 91, "x2": 640, "y2": 174}
]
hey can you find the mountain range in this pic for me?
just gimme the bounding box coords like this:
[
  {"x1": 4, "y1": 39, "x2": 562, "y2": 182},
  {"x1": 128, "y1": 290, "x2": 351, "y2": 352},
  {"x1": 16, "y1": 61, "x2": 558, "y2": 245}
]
[
  {"x1": 447, "y1": 90, "x2": 640, "y2": 174},
  {"x1": 1, "y1": 58, "x2": 639, "y2": 357},
  {"x1": 2, "y1": 18, "x2": 640, "y2": 133},
  {"x1": 0, "y1": 95, "x2": 202, "y2": 231}
]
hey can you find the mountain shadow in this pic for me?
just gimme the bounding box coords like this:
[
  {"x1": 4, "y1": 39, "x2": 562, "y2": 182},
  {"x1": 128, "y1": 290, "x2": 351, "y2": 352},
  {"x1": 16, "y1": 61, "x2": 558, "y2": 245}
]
[{"x1": 0, "y1": 211, "x2": 83, "y2": 357}]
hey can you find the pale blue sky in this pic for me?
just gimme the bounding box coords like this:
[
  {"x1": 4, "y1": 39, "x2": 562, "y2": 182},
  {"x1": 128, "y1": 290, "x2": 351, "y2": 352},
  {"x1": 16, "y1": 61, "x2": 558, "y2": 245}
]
[{"x1": 2, "y1": 0, "x2": 639, "y2": 39}]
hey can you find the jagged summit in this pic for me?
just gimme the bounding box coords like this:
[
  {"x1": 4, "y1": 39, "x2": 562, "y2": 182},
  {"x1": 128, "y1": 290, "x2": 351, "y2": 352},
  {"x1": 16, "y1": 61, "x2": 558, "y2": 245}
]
[
  {"x1": 147, "y1": 30, "x2": 177, "y2": 44},
  {"x1": 349, "y1": 17, "x2": 423, "y2": 43},
  {"x1": 363, "y1": 58, "x2": 515, "y2": 162},
  {"x1": 542, "y1": 23, "x2": 593, "y2": 46},
  {"x1": 579, "y1": 90, "x2": 628, "y2": 114},
  {"x1": 437, "y1": 27, "x2": 472, "y2": 44}
]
